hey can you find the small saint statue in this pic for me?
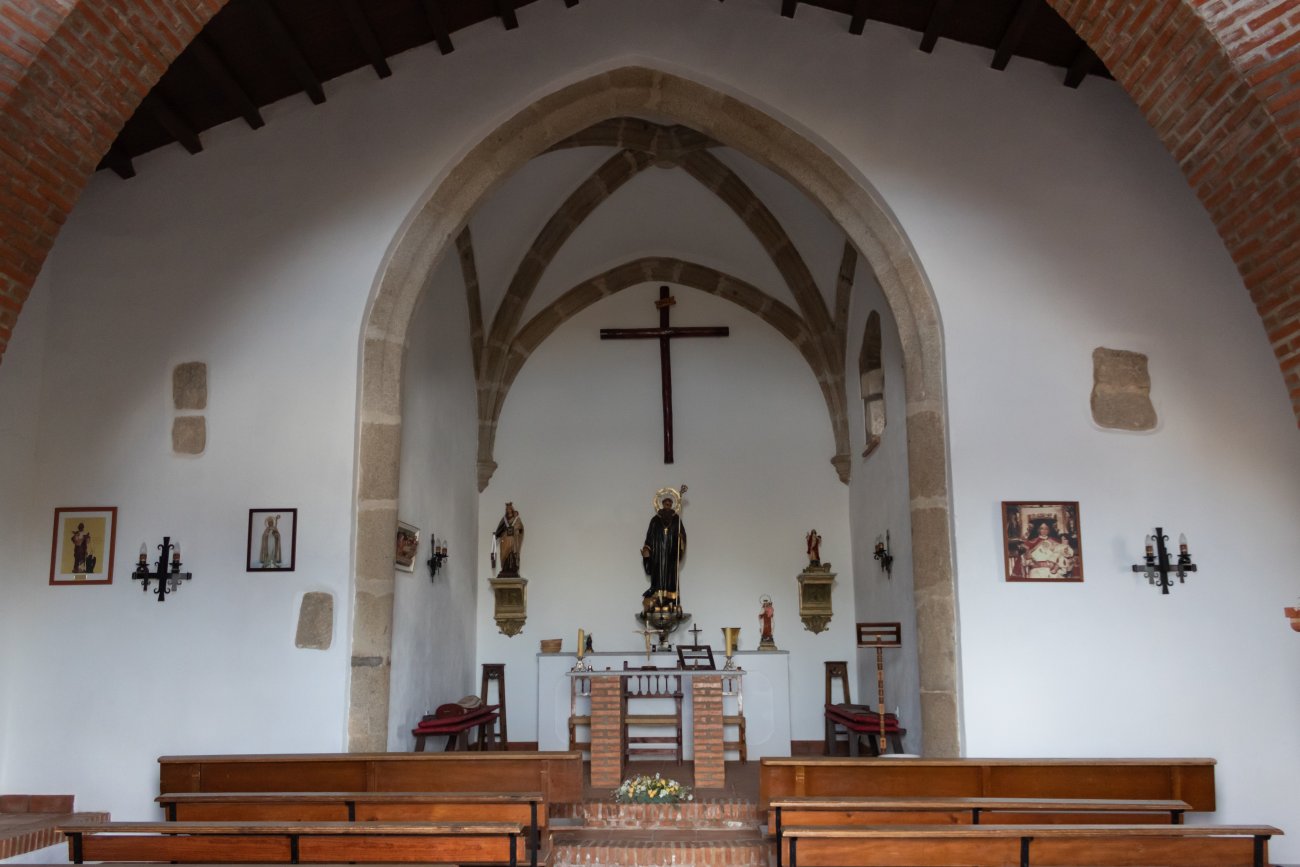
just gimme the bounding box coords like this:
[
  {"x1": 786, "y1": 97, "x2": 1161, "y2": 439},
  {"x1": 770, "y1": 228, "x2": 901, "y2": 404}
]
[
  {"x1": 640, "y1": 486, "x2": 686, "y2": 612},
  {"x1": 806, "y1": 528, "x2": 822, "y2": 567},
  {"x1": 758, "y1": 595, "x2": 778, "y2": 651},
  {"x1": 491, "y1": 502, "x2": 524, "y2": 576}
]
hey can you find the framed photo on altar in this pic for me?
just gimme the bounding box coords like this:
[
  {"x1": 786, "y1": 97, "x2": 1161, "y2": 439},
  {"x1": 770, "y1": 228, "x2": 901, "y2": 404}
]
[
  {"x1": 247, "y1": 508, "x2": 297, "y2": 572},
  {"x1": 1002, "y1": 501, "x2": 1082, "y2": 583},
  {"x1": 50, "y1": 506, "x2": 117, "y2": 585},
  {"x1": 395, "y1": 521, "x2": 420, "y2": 573}
]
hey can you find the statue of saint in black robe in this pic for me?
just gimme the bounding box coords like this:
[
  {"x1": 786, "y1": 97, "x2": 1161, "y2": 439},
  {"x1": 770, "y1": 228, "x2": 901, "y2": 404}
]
[{"x1": 641, "y1": 497, "x2": 685, "y2": 602}]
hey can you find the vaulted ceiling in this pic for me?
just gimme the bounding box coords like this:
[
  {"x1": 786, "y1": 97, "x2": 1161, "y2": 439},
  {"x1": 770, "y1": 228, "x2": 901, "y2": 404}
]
[{"x1": 101, "y1": 0, "x2": 1111, "y2": 178}]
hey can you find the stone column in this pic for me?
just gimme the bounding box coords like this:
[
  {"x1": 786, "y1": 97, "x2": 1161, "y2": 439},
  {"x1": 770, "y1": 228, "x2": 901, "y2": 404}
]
[{"x1": 589, "y1": 677, "x2": 623, "y2": 788}]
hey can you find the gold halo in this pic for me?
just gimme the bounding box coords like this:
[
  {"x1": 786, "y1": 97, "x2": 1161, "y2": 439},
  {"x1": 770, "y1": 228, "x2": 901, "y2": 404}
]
[{"x1": 652, "y1": 486, "x2": 683, "y2": 513}]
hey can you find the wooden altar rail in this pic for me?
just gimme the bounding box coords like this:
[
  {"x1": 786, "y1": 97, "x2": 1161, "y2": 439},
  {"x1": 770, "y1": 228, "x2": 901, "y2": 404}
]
[
  {"x1": 758, "y1": 758, "x2": 1216, "y2": 813},
  {"x1": 59, "y1": 820, "x2": 524, "y2": 865},
  {"x1": 159, "y1": 753, "x2": 583, "y2": 805},
  {"x1": 780, "y1": 823, "x2": 1281, "y2": 867}
]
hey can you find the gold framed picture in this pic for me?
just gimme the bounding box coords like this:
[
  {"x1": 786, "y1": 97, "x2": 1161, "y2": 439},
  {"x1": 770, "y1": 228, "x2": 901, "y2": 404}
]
[{"x1": 50, "y1": 506, "x2": 117, "y2": 585}]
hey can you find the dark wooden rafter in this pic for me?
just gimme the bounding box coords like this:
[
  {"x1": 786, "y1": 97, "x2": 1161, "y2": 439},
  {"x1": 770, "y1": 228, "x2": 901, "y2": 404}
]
[
  {"x1": 992, "y1": 0, "x2": 1037, "y2": 71},
  {"x1": 920, "y1": 0, "x2": 957, "y2": 53},
  {"x1": 848, "y1": 0, "x2": 871, "y2": 35},
  {"x1": 417, "y1": 0, "x2": 454, "y2": 54},
  {"x1": 145, "y1": 94, "x2": 203, "y2": 154},
  {"x1": 250, "y1": 0, "x2": 326, "y2": 104},
  {"x1": 1064, "y1": 42, "x2": 1098, "y2": 87},
  {"x1": 102, "y1": 144, "x2": 136, "y2": 180},
  {"x1": 781, "y1": 0, "x2": 798, "y2": 17},
  {"x1": 191, "y1": 34, "x2": 264, "y2": 129},
  {"x1": 563, "y1": 0, "x2": 578, "y2": 7},
  {"x1": 341, "y1": 0, "x2": 392, "y2": 78},
  {"x1": 495, "y1": 0, "x2": 519, "y2": 30}
]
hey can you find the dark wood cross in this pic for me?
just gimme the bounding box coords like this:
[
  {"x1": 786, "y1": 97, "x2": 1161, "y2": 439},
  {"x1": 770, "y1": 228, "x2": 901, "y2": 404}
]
[{"x1": 600, "y1": 285, "x2": 729, "y2": 463}]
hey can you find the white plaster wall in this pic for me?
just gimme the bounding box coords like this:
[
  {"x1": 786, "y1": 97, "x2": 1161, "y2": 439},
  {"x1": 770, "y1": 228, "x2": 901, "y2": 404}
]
[
  {"x1": 476, "y1": 283, "x2": 854, "y2": 743},
  {"x1": 845, "y1": 260, "x2": 922, "y2": 752},
  {"x1": 0, "y1": 0, "x2": 1291, "y2": 854},
  {"x1": 389, "y1": 256, "x2": 480, "y2": 749}
]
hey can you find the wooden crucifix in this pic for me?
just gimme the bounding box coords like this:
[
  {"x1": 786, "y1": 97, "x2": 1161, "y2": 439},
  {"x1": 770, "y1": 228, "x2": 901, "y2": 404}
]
[{"x1": 600, "y1": 286, "x2": 729, "y2": 463}]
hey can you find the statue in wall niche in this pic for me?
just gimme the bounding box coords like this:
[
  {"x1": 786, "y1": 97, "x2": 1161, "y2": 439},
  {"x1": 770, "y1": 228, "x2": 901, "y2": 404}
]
[
  {"x1": 259, "y1": 515, "x2": 283, "y2": 568},
  {"x1": 491, "y1": 502, "x2": 524, "y2": 577},
  {"x1": 806, "y1": 529, "x2": 822, "y2": 567}
]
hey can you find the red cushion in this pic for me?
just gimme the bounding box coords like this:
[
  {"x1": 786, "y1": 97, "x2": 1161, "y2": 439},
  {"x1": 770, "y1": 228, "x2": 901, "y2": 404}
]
[{"x1": 412, "y1": 709, "x2": 499, "y2": 734}]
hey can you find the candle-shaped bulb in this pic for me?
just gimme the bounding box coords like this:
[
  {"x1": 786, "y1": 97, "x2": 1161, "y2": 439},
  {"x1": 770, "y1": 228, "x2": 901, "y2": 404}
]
[
  {"x1": 1178, "y1": 532, "x2": 1188, "y2": 553},
  {"x1": 172, "y1": 541, "x2": 181, "y2": 562},
  {"x1": 139, "y1": 543, "x2": 147, "y2": 562},
  {"x1": 1144, "y1": 535, "x2": 1154, "y2": 556}
]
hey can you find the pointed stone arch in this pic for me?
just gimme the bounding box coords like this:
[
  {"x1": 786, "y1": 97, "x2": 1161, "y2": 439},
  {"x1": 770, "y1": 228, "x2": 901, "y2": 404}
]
[{"x1": 353, "y1": 66, "x2": 961, "y2": 757}]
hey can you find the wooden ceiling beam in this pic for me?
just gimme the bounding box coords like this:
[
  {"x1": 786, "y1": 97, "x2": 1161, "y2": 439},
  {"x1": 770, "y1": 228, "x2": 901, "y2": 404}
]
[
  {"x1": 191, "y1": 34, "x2": 265, "y2": 129},
  {"x1": 341, "y1": 0, "x2": 392, "y2": 78},
  {"x1": 849, "y1": 0, "x2": 872, "y2": 35},
  {"x1": 1064, "y1": 42, "x2": 1097, "y2": 87},
  {"x1": 146, "y1": 94, "x2": 203, "y2": 155},
  {"x1": 991, "y1": 0, "x2": 1036, "y2": 71},
  {"x1": 564, "y1": 0, "x2": 579, "y2": 7},
  {"x1": 920, "y1": 0, "x2": 956, "y2": 53},
  {"x1": 102, "y1": 144, "x2": 136, "y2": 180},
  {"x1": 781, "y1": 0, "x2": 798, "y2": 17},
  {"x1": 250, "y1": 0, "x2": 326, "y2": 104},
  {"x1": 495, "y1": 0, "x2": 519, "y2": 30},
  {"x1": 418, "y1": 0, "x2": 454, "y2": 54}
]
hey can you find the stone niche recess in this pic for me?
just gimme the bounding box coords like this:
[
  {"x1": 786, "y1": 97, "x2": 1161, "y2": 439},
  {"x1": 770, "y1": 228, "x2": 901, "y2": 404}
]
[{"x1": 1091, "y1": 348, "x2": 1156, "y2": 431}]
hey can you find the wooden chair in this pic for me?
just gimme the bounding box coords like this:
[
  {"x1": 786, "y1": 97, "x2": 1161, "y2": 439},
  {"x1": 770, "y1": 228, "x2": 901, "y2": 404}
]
[
  {"x1": 722, "y1": 672, "x2": 747, "y2": 763},
  {"x1": 567, "y1": 673, "x2": 590, "y2": 753},
  {"x1": 621, "y1": 662, "x2": 683, "y2": 763}
]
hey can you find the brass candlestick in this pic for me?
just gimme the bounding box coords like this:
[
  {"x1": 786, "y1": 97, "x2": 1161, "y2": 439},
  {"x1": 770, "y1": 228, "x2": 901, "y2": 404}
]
[{"x1": 721, "y1": 627, "x2": 741, "y2": 670}]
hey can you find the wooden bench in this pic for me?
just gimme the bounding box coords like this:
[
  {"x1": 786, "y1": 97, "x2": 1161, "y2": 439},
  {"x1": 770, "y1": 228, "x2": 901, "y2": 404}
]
[
  {"x1": 769, "y1": 796, "x2": 1193, "y2": 866},
  {"x1": 759, "y1": 757, "x2": 1217, "y2": 813},
  {"x1": 781, "y1": 823, "x2": 1283, "y2": 867},
  {"x1": 156, "y1": 791, "x2": 545, "y2": 867},
  {"x1": 159, "y1": 751, "x2": 584, "y2": 805},
  {"x1": 60, "y1": 820, "x2": 524, "y2": 866}
]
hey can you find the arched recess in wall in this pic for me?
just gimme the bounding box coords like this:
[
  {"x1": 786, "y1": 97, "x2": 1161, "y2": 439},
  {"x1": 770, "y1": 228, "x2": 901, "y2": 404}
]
[
  {"x1": 353, "y1": 66, "x2": 960, "y2": 756},
  {"x1": 860, "y1": 310, "x2": 885, "y2": 459}
]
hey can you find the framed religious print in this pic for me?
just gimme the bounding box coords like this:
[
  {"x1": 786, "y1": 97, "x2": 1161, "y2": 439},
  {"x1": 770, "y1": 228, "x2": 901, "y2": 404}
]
[
  {"x1": 247, "y1": 508, "x2": 297, "y2": 572},
  {"x1": 395, "y1": 521, "x2": 420, "y2": 573},
  {"x1": 1001, "y1": 501, "x2": 1083, "y2": 582},
  {"x1": 50, "y1": 506, "x2": 117, "y2": 585}
]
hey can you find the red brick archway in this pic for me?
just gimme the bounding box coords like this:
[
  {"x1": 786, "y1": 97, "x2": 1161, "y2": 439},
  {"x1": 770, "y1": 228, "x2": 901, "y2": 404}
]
[{"x1": 1, "y1": 0, "x2": 1297, "y2": 421}]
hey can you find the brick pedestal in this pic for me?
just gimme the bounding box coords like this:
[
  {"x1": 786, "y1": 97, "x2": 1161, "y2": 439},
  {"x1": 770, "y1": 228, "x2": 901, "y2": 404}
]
[
  {"x1": 589, "y1": 677, "x2": 623, "y2": 788},
  {"x1": 691, "y1": 676, "x2": 724, "y2": 789}
]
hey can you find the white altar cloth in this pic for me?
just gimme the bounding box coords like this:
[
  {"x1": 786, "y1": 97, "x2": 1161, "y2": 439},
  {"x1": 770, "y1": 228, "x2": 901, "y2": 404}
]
[{"x1": 536, "y1": 650, "x2": 792, "y2": 758}]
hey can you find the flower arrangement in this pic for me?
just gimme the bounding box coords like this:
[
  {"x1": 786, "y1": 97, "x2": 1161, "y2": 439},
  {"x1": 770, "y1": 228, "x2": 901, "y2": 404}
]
[{"x1": 613, "y1": 772, "x2": 693, "y2": 804}]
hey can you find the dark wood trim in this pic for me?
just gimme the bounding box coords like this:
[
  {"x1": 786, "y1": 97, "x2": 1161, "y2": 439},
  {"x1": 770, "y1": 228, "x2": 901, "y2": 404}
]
[
  {"x1": 848, "y1": 0, "x2": 871, "y2": 35},
  {"x1": 790, "y1": 740, "x2": 825, "y2": 756},
  {"x1": 781, "y1": 0, "x2": 798, "y2": 17},
  {"x1": 418, "y1": 0, "x2": 454, "y2": 54},
  {"x1": 341, "y1": 0, "x2": 392, "y2": 78},
  {"x1": 250, "y1": 0, "x2": 326, "y2": 105},
  {"x1": 191, "y1": 35, "x2": 264, "y2": 129},
  {"x1": 145, "y1": 95, "x2": 202, "y2": 154},
  {"x1": 495, "y1": 0, "x2": 519, "y2": 30},
  {"x1": 991, "y1": 0, "x2": 1036, "y2": 71},
  {"x1": 920, "y1": 0, "x2": 957, "y2": 53},
  {"x1": 102, "y1": 145, "x2": 136, "y2": 180},
  {"x1": 1064, "y1": 43, "x2": 1098, "y2": 88}
]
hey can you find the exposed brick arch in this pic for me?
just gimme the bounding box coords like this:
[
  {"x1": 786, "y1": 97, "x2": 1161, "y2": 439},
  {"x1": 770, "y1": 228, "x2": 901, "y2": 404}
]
[{"x1": 1045, "y1": 0, "x2": 1300, "y2": 420}]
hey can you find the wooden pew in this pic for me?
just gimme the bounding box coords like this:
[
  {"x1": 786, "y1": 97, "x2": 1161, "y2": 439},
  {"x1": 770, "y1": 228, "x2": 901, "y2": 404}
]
[
  {"x1": 159, "y1": 751, "x2": 583, "y2": 805},
  {"x1": 60, "y1": 820, "x2": 524, "y2": 866},
  {"x1": 759, "y1": 757, "x2": 1216, "y2": 813},
  {"x1": 156, "y1": 791, "x2": 545, "y2": 867},
  {"x1": 768, "y1": 796, "x2": 1193, "y2": 866},
  {"x1": 781, "y1": 823, "x2": 1283, "y2": 867}
]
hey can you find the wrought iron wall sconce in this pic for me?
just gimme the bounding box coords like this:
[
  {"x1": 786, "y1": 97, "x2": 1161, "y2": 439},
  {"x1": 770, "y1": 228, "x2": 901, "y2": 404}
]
[
  {"x1": 427, "y1": 535, "x2": 448, "y2": 579},
  {"x1": 1131, "y1": 527, "x2": 1196, "y2": 594},
  {"x1": 874, "y1": 531, "x2": 894, "y2": 578},
  {"x1": 133, "y1": 536, "x2": 192, "y2": 601}
]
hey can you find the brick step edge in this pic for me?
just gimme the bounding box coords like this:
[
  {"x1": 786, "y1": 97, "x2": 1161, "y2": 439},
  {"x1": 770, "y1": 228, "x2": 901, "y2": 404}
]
[
  {"x1": 552, "y1": 799, "x2": 761, "y2": 826},
  {"x1": 0, "y1": 812, "x2": 109, "y2": 860},
  {"x1": 551, "y1": 839, "x2": 769, "y2": 867}
]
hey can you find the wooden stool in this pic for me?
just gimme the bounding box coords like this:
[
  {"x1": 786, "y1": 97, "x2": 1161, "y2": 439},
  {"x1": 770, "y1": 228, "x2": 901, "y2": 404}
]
[
  {"x1": 479, "y1": 663, "x2": 508, "y2": 750},
  {"x1": 824, "y1": 661, "x2": 850, "y2": 754}
]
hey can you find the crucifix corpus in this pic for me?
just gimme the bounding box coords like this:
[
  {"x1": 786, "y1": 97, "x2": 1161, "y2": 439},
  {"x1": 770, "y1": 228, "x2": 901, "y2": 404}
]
[{"x1": 601, "y1": 285, "x2": 729, "y2": 463}]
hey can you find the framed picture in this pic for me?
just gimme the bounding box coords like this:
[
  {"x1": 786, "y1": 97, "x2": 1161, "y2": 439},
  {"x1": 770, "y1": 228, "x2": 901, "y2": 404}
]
[
  {"x1": 1002, "y1": 501, "x2": 1083, "y2": 582},
  {"x1": 247, "y1": 508, "x2": 297, "y2": 572},
  {"x1": 50, "y1": 507, "x2": 117, "y2": 585},
  {"x1": 395, "y1": 521, "x2": 420, "y2": 573}
]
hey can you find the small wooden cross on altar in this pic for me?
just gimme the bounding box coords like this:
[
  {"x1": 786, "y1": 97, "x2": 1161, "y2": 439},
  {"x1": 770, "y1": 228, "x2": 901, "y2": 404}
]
[
  {"x1": 601, "y1": 285, "x2": 729, "y2": 463},
  {"x1": 688, "y1": 623, "x2": 703, "y2": 645}
]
